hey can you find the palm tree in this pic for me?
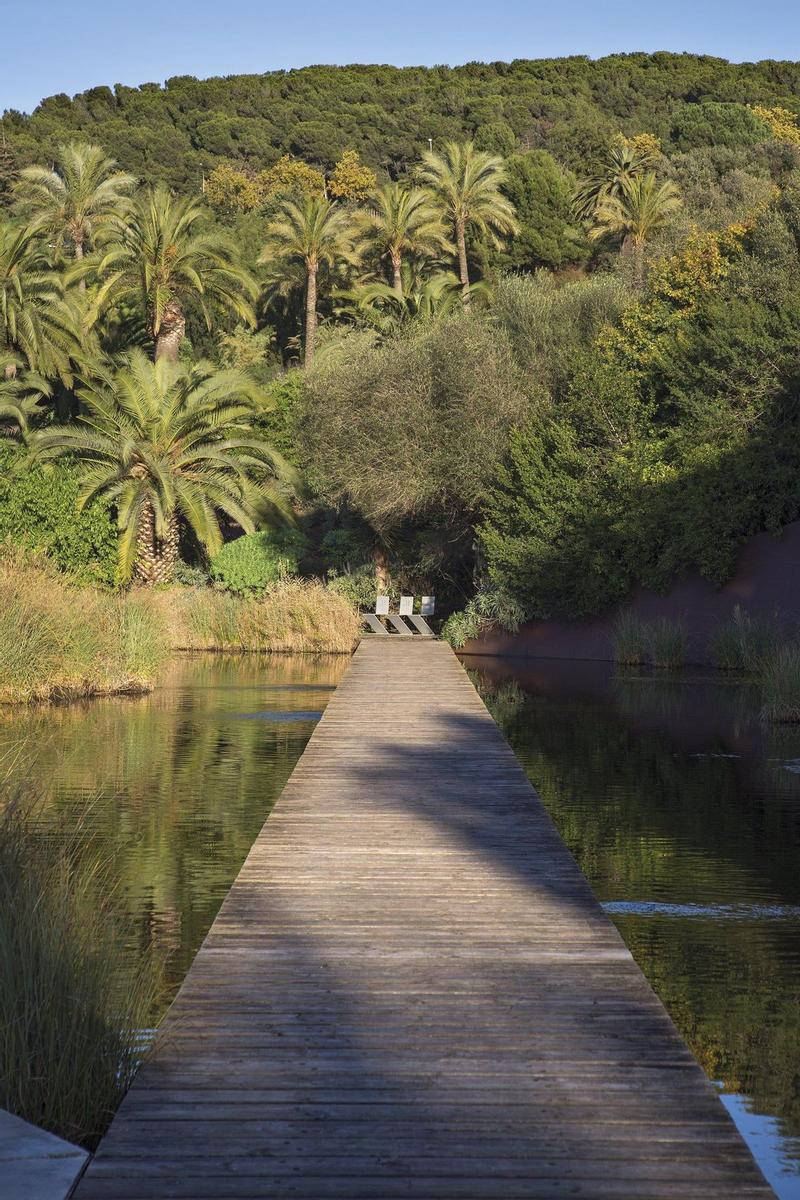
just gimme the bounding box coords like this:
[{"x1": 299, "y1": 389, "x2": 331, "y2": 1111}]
[
  {"x1": 89, "y1": 185, "x2": 257, "y2": 363},
  {"x1": 588, "y1": 173, "x2": 682, "y2": 287},
  {"x1": 342, "y1": 268, "x2": 463, "y2": 331},
  {"x1": 571, "y1": 140, "x2": 657, "y2": 223},
  {"x1": 355, "y1": 184, "x2": 451, "y2": 294},
  {"x1": 417, "y1": 140, "x2": 518, "y2": 305},
  {"x1": 0, "y1": 217, "x2": 79, "y2": 379},
  {"x1": 31, "y1": 349, "x2": 291, "y2": 584},
  {"x1": 0, "y1": 351, "x2": 51, "y2": 436},
  {"x1": 259, "y1": 195, "x2": 359, "y2": 366},
  {"x1": 15, "y1": 143, "x2": 135, "y2": 271}
]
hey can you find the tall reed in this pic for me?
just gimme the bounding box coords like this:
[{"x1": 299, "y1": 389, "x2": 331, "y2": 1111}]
[
  {"x1": 712, "y1": 606, "x2": 781, "y2": 673},
  {"x1": 761, "y1": 642, "x2": 800, "y2": 722},
  {"x1": 0, "y1": 787, "x2": 160, "y2": 1148},
  {"x1": 611, "y1": 612, "x2": 651, "y2": 665}
]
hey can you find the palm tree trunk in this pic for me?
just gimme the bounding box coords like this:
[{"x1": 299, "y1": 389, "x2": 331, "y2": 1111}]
[
  {"x1": 456, "y1": 218, "x2": 470, "y2": 308},
  {"x1": 154, "y1": 300, "x2": 186, "y2": 364},
  {"x1": 74, "y1": 234, "x2": 86, "y2": 293},
  {"x1": 632, "y1": 238, "x2": 646, "y2": 290},
  {"x1": 391, "y1": 252, "x2": 403, "y2": 296},
  {"x1": 134, "y1": 503, "x2": 179, "y2": 585},
  {"x1": 304, "y1": 263, "x2": 318, "y2": 367},
  {"x1": 374, "y1": 542, "x2": 389, "y2": 593}
]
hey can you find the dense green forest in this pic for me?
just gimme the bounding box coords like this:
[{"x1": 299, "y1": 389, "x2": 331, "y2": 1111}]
[
  {"x1": 2, "y1": 53, "x2": 800, "y2": 635},
  {"x1": 3, "y1": 54, "x2": 800, "y2": 187}
]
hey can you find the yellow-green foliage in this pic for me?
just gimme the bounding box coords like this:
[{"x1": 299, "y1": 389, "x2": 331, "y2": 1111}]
[
  {"x1": 155, "y1": 580, "x2": 361, "y2": 654},
  {"x1": 597, "y1": 226, "x2": 746, "y2": 375},
  {"x1": 0, "y1": 551, "x2": 170, "y2": 703},
  {"x1": 751, "y1": 105, "x2": 800, "y2": 146}
]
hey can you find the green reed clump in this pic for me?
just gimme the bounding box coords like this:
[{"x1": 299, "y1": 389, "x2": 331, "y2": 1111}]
[
  {"x1": 761, "y1": 642, "x2": 800, "y2": 722},
  {"x1": 612, "y1": 614, "x2": 687, "y2": 668},
  {"x1": 0, "y1": 791, "x2": 160, "y2": 1148},
  {"x1": 0, "y1": 549, "x2": 170, "y2": 703},
  {"x1": 648, "y1": 619, "x2": 687, "y2": 669},
  {"x1": 712, "y1": 605, "x2": 782, "y2": 673},
  {"x1": 611, "y1": 612, "x2": 651, "y2": 665}
]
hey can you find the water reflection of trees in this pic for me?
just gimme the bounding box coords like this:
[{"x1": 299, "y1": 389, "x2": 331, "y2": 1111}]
[
  {"x1": 473, "y1": 669, "x2": 800, "y2": 1141},
  {"x1": 3, "y1": 654, "x2": 348, "y2": 1012}
]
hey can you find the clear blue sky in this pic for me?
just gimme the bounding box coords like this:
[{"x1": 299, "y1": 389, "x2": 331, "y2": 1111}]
[{"x1": 3, "y1": 0, "x2": 800, "y2": 115}]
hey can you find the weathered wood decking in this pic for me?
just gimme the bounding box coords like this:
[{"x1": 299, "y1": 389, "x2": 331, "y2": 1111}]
[{"x1": 76, "y1": 639, "x2": 773, "y2": 1199}]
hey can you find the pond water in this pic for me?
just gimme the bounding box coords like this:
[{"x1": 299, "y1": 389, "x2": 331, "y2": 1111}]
[
  {"x1": 5, "y1": 651, "x2": 799, "y2": 1195},
  {"x1": 3, "y1": 654, "x2": 348, "y2": 1000},
  {"x1": 469, "y1": 656, "x2": 800, "y2": 1200}
]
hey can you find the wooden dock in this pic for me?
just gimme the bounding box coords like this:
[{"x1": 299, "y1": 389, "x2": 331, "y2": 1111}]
[{"x1": 76, "y1": 639, "x2": 773, "y2": 1199}]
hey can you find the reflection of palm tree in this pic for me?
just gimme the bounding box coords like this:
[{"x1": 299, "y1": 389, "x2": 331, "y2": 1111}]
[
  {"x1": 589, "y1": 174, "x2": 682, "y2": 287},
  {"x1": 417, "y1": 141, "x2": 518, "y2": 305},
  {"x1": 259, "y1": 195, "x2": 359, "y2": 366}
]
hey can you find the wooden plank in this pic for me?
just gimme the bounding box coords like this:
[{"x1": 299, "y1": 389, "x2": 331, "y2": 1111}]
[{"x1": 75, "y1": 639, "x2": 774, "y2": 1199}]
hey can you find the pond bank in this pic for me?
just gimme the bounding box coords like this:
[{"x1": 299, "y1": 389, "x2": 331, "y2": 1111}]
[{"x1": 0, "y1": 553, "x2": 360, "y2": 704}]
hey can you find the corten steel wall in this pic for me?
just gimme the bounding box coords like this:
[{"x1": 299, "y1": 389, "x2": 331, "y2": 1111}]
[{"x1": 462, "y1": 520, "x2": 800, "y2": 664}]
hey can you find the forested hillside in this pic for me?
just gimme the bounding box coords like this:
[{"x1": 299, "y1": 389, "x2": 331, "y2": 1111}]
[{"x1": 3, "y1": 54, "x2": 800, "y2": 190}]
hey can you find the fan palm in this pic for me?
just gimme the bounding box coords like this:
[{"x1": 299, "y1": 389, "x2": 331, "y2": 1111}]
[
  {"x1": 417, "y1": 141, "x2": 518, "y2": 305},
  {"x1": 89, "y1": 185, "x2": 257, "y2": 363},
  {"x1": 31, "y1": 349, "x2": 291, "y2": 584},
  {"x1": 259, "y1": 195, "x2": 359, "y2": 366},
  {"x1": 571, "y1": 140, "x2": 656, "y2": 223},
  {"x1": 355, "y1": 184, "x2": 451, "y2": 294},
  {"x1": 0, "y1": 217, "x2": 79, "y2": 379},
  {"x1": 15, "y1": 142, "x2": 135, "y2": 269},
  {"x1": 588, "y1": 173, "x2": 682, "y2": 287}
]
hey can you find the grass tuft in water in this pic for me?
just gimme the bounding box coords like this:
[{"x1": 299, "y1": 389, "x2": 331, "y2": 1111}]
[
  {"x1": 761, "y1": 642, "x2": 800, "y2": 722},
  {"x1": 712, "y1": 606, "x2": 782, "y2": 673},
  {"x1": 648, "y1": 619, "x2": 687, "y2": 669},
  {"x1": 0, "y1": 784, "x2": 161, "y2": 1149},
  {"x1": 612, "y1": 613, "x2": 652, "y2": 665}
]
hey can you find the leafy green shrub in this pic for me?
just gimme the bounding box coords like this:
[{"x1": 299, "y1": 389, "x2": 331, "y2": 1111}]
[
  {"x1": 172, "y1": 560, "x2": 209, "y2": 588},
  {"x1": 762, "y1": 643, "x2": 800, "y2": 722},
  {"x1": 327, "y1": 565, "x2": 381, "y2": 610},
  {"x1": 712, "y1": 606, "x2": 781, "y2": 672},
  {"x1": 0, "y1": 443, "x2": 117, "y2": 586},
  {"x1": 442, "y1": 588, "x2": 524, "y2": 649},
  {"x1": 209, "y1": 529, "x2": 305, "y2": 595}
]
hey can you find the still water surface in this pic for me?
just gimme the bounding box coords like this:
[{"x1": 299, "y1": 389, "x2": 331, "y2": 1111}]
[
  {"x1": 5, "y1": 653, "x2": 799, "y2": 1195},
  {"x1": 470, "y1": 657, "x2": 800, "y2": 1200}
]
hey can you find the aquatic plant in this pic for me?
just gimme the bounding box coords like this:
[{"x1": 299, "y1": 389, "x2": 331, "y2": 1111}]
[
  {"x1": 762, "y1": 642, "x2": 800, "y2": 722},
  {"x1": 712, "y1": 606, "x2": 782, "y2": 673},
  {"x1": 648, "y1": 618, "x2": 687, "y2": 669},
  {"x1": 611, "y1": 612, "x2": 650, "y2": 665},
  {"x1": 0, "y1": 786, "x2": 160, "y2": 1148}
]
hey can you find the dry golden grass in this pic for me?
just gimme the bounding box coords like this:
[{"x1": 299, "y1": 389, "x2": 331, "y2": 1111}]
[
  {"x1": 153, "y1": 580, "x2": 361, "y2": 654},
  {"x1": 0, "y1": 551, "x2": 170, "y2": 704}
]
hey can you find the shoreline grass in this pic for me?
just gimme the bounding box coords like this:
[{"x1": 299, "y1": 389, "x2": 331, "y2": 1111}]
[
  {"x1": 0, "y1": 553, "x2": 360, "y2": 706},
  {"x1": 0, "y1": 783, "x2": 161, "y2": 1149},
  {"x1": 0, "y1": 551, "x2": 170, "y2": 705},
  {"x1": 761, "y1": 642, "x2": 800, "y2": 722}
]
